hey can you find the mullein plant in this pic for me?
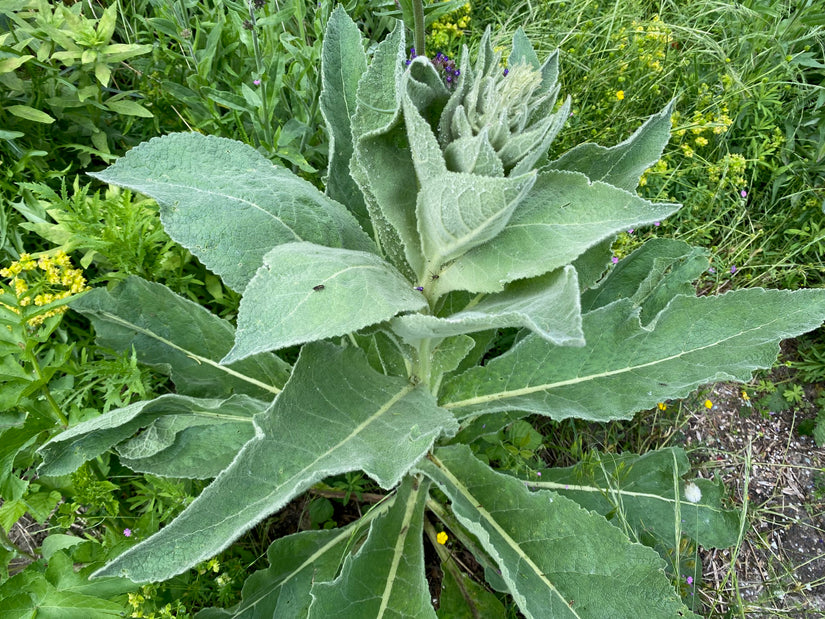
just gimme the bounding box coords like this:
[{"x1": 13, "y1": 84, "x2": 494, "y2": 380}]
[{"x1": 31, "y1": 7, "x2": 825, "y2": 618}]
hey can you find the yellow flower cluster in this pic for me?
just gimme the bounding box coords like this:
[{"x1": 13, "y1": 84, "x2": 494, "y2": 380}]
[
  {"x1": 672, "y1": 83, "x2": 734, "y2": 145},
  {"x1": 0, "y1": 251, "x2": 90, "y2": 327},
  {"x1": 707, "y1": 153, "x2": 747, "y2": 187},
  {"x1": 670, "y1": 89, "x2": 734, "y2": 161},
  {"x1": 615, "y1": 15, "x2": 670, "y2": 75},
  {"x1": 427, "y1": 2, "x2": 471, "y2": 52},
  {"x1": 639, "y1": 159, "x2": 668, "y2": 187},
  {"x1": 127, "y1": 584, "x2": 186, "y2": 618},
  {"x1": 607, "y1": 15, "x2": 672, "y2": 101}
]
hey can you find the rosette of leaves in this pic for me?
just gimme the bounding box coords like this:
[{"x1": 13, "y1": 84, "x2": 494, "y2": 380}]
[{"x1": 34, "y1": 8, "x2": 825, "y2": 618}]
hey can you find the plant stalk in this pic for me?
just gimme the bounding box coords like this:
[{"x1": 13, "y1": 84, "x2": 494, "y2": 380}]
[
  {"x1": 412, "y1": 0, "x2": 426, "y2": 57},
  {"x1": 247, "y1": 0, "x2": 273, "y2": 149},
  {"x1": 25, "y1": 347, "x2": 68, "y2": 427}
]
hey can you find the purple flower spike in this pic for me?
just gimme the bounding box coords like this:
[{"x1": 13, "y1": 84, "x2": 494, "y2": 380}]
[{"x1": 503, "y1": 68, "x2": 509, "y2": 76}]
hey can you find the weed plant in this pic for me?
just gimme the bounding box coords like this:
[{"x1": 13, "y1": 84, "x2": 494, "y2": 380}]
[{"x1": 1, "y1": 0, "x2": 825, "y2": 616}]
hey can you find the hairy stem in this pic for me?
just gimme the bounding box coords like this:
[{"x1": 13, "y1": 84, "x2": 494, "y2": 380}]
[{"x1": 412, "y1": 0, "x2": 426, "y2": 57}]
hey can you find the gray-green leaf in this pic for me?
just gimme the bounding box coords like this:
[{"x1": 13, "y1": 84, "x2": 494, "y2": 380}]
[
  {"x1": 309, "y1": 476, "x2": 435, "y2": 618},
  {"x1": 547, "y1": 101, "x2": 675, "y2": 191},
  {"x1": 418, "y1": 445, "x2": 694, "y2": 618},
  {"x1": 391, "y1": 266, "x2": 583, "y2": 346},
  {"x1": 70, "y1": 276, "x2": 287, "y2": 399},
  {"x1": 223, "y1": 243, "x2": 427, "y2": 362},
  {"x1": 350, "y1": 23, "x2": 423, "y2": 279},
  {"x1": 442, "y1": 288, "x2": 825, "y2": 419},
  {"x1": 581, "y1": 238, "x2": 710, "y2": 323},
  {"x1": 37, "y1": 394, "x2": 265, "y2": 478},
  {"x1": 196, "y1": 508, "x2": 388, "y2": 619},
  {"x1": 89, "y1": 133, "x2": 374, "y2": 292},
  {"x1": 434, "y1": 170, "x2": 679, "y2": 294},
  {"x1": 94, "y1": 342, "x2": 457, "y2": 582},
  {"x1": 320, "y1": 6, "x2": 369, "y2": 229},
  {"x1": 533, "y1": 447, "x2": 740, "y2": 549}
]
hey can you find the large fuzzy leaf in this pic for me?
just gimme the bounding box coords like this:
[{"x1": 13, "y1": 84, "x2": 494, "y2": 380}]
[
  {"x1": 391, "y1": 266, "x2": 583, "y2": 346},
  {"x1": 442, "y1": 288, "x2": 825, "y2": 419},
  {"x1": 320, "y1": 6, "x2": 369, "y2": 229},
  {"x1": 434, "y1": 170, "x2": 679, "y2": 294},
  {"x1": 70, "y1": 276, "x2": 287, "y2": 399},
  {"x1": 581, "y1": 238, "x2": 710, "y2": 323},
  {"x1": 436, "y1": 559, "x2": 507, "y2": 619},
  {"x1": 418, "y1": 445, "x2": 696, "y2": 618},
  {"x1": 349, "y1": 23, "x2": 422, "y2": 279},
  {"x1": 89, "y1": 133, "x2": 374, "y2": 292},
  {"x1": 196, "y1": 503, "x2": 390, "y2": 619},
  {"x1": 94, "y1": 342, "x2": 457, "y2": 582},
  {"x1": 308, "y1": 476, "x2": 435, "y2": 618},
  {"x1": 547, "y1": 101, "x2": 675, "y2": 191},
  {"x1": 532, "y1": 447, "x2": 740, "y2": 549},
  {"x1": 37, "y1": 394, "x2": 265, "y2": 478},
  {"x1": 222, "y1": 243, "x2": 427, "y2": 362}
]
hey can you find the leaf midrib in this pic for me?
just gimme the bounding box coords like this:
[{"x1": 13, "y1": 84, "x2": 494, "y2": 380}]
[{"x1": 443, "y1": 312, "x2": 778, "y2": 411}]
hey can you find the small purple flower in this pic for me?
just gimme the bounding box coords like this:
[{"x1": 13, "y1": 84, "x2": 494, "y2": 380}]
[
  {"x1": 653, "y1": 221, "x2": 661, "y2": 226},
  {"x1": 686, "y1": 576, "x2": 694, "y2": 585},
  {"x1": 253, "y1": 79, "x2": 261, "y2": 86},
  {"x1": 536, "y1": 471, "x2": 542, "y2": 477},
  {"x1": 414, "y1": 286, "x2": 424, "y2": 291},
  {"x1": 611, "y1": 256, "x2": 619, "y2": 264},
  {"x1": 503, "y1": 68, "x2": 509, "y2": 76},
  {"x1": 740, "y1": 189, "x2": 748, "y2": 198},
  {"x1": 730, "y1": 265, "x2": 737, "y2": 274},
  {"x1": 627, "y1": 228, "x2": 634, "y2": 234},
  {"x1": 708, "y1": 267, "x2": 716, "y2": 274},
  {"x1": 123, "y1": 528, "x2": 132, "y2": 537}
]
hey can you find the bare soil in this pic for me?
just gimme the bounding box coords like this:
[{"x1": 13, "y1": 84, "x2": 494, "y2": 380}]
[{"x1": 683, "y1": 381, "x2": 825, "y2": 617}]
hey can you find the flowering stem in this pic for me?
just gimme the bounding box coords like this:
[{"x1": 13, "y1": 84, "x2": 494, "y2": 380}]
[
  {"x1": 246, "y1": 0, "x2": 273, "y2": 149},
  {"x1": 412, "y1": 0, "x2": 426, "y2": 58}
]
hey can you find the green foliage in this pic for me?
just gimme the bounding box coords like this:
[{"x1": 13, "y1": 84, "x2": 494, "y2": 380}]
[
  {"x1": 127, "y1": 0, "x2": 340, "y2": 172},
  {"x1": 477, "y1": 0, "x2": 825, "y2": 292},
  {"x1": 31, "y1": 10, "x2": 825, "y2": 617},
  {"x1": 0, "y1": 0, "x2": 152, "y2": 162}
]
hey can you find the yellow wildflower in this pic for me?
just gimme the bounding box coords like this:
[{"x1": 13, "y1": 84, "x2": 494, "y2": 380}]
[
  {"x1": 436, "y1": 531, "x2": 449, "y2": 545},
  {"x1": 616, "y1": 90, "x2": 625, "y2": 101},
  {"x1": 704, "y1": 399, "x2": 713, "y2": 409}
]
